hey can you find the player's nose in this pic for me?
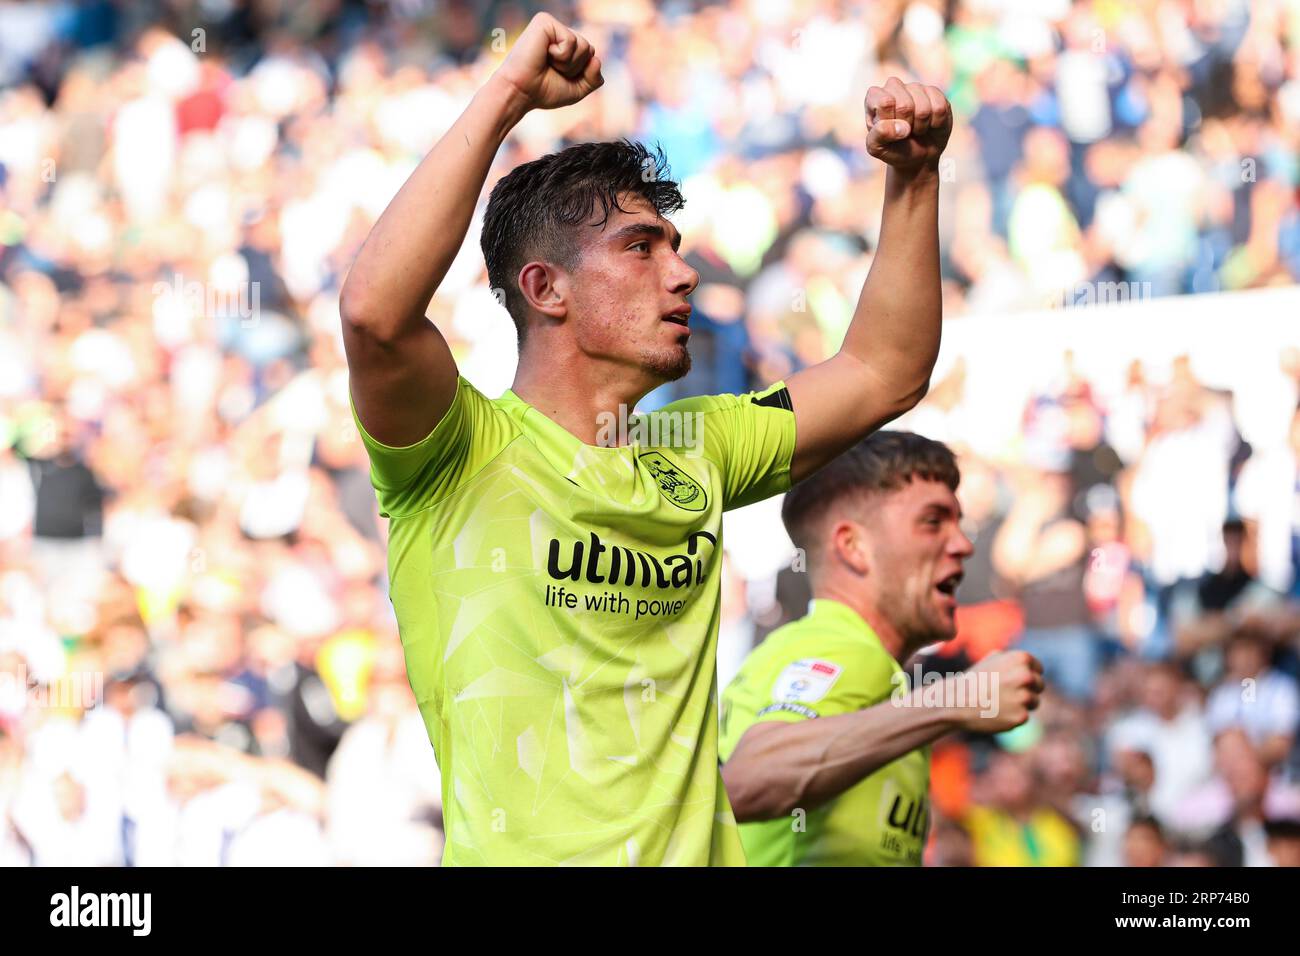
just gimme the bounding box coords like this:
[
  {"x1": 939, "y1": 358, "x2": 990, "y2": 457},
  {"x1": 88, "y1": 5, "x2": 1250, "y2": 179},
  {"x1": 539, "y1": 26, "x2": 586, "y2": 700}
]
[{"x1": 667, "y1": 254, "x2": 699, "y2": 297}]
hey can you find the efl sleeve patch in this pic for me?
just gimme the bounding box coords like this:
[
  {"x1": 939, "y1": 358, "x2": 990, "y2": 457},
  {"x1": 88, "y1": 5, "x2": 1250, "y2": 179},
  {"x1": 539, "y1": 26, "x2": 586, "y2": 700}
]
[{"x1": 771, "y1": 659, "x2": 843, "y2": 704}]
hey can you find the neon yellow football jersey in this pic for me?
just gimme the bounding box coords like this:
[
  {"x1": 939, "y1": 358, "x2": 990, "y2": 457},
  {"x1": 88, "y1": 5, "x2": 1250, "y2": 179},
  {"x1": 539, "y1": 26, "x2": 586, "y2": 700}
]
[
  {"x1": 719, "y1": 599, "x2": 931, "y2": 866},
  {"x1": 351, "y1": 375, "x2": 796, "y2": 865}
]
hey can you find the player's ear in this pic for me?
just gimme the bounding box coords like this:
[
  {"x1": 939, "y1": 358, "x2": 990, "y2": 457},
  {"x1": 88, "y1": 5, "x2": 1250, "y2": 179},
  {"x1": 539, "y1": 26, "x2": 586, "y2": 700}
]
[
  {"x1": 829, "y1": 520, "x2": 870, "y2": 576},
  {"x1": 517, "y1": 261, "x2": 568, "y2": 321}
]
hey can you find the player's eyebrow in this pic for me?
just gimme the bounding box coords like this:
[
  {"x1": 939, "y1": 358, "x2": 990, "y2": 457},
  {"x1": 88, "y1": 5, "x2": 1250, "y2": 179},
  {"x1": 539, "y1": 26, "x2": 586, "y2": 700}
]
[
  {"x1": 609, "y1": 221, "x2": 681, "y2": 252},
  {"x1": 922, "y1": 501, "x2": 962, "y2": 521}
]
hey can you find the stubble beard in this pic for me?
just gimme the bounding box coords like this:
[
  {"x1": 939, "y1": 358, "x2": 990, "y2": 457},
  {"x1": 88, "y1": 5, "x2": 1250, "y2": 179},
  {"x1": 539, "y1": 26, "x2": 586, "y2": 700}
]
[
  {"x1": 881, "y1": 579, "x2": 954, "y2": 649},
  {"x1": 639, "y1": 342, "x2": 692, "y2": 382}
]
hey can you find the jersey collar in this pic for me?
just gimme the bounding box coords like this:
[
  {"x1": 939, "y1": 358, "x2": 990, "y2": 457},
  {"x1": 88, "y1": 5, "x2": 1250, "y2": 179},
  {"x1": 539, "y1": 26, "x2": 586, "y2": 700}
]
[
  {"x1": 498, "y1": 389, "x2": 634, "y2": 454},
  {"x1": 808, "y1": 598, "x2": 892, "y2": 654},
  {"x1": 496, "y1": 388, "x2": 643, "y2": 496}
]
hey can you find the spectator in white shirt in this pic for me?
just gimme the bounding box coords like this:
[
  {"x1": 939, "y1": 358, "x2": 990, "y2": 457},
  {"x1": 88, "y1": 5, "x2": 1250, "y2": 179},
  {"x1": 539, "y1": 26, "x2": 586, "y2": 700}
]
[
  {"x1": 1205, "y1": 629, "x2": 1299, "y2": 771},
  {"x1": 11, "y1": 768, "x2": 123, "y2": 866},
  {"x1": 1107, "y1": 661, "x2": 1213, "y2": 825},
  {"x1": 1233, "y1": 403, "x2": 1300, "y2": 597},
  {"x1": 325, "y1": 672, "x2": 442, "y2": 866},
  {"x1": 1129, "y1": 391, "x2": 1237, "y2": 588}
]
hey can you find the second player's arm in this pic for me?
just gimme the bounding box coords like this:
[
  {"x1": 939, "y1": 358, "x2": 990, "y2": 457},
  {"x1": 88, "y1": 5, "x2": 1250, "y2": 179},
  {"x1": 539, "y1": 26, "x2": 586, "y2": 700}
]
[
  {"x1": 723, "y1": 684, "x2": 957, "y2": 822},
  {"x1": 722, "y1": 651, "x2": 1042, "y2": 822},
  {"x1": 785, "y1": 79, "x2": 949, "y2": 483}
]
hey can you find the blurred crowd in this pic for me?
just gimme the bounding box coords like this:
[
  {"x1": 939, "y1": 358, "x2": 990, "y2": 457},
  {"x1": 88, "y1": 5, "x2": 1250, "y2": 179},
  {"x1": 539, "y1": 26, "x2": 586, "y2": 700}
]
[{"x1": 1, "y1": 0, "x2": 1299, "y2": 866}]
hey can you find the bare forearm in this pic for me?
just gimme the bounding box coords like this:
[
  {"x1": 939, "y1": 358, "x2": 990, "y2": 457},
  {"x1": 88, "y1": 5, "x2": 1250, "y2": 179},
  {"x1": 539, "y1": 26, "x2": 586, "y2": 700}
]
[
  {"x1": 723, "y1": 689, "x2": 957, "y2": 822},
  {"x1": 782, "y1": 81, "x2": 950, "y2": 481},
  {"x1": 841, "y1": 168, "x2": 942, "y2": 405},
  {"x1": 340, "y1": 76, "x2": 528, "y2": 336}
]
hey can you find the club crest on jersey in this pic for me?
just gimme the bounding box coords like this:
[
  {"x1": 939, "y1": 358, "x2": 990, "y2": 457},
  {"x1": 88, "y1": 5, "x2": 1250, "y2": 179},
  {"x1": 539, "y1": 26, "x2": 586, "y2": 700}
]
[
  {"x1": 772, "y1": 659, "x2": 842, "y2": 704},
  {"x1": 639, "y1": 452, "x2": 707, "y2": 512}
]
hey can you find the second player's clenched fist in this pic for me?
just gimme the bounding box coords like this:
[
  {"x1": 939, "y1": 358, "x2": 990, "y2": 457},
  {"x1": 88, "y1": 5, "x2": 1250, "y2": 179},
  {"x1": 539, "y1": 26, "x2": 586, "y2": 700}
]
[
  {"x1": 493, "y1": 12, "x2": 604, "y2": 112},
  {"x1": 953, "y1": 650, "x2": 1045, "y2": 734},
  {"x1": 865, "y1": 77, "x2": 952, "y2": 173}
]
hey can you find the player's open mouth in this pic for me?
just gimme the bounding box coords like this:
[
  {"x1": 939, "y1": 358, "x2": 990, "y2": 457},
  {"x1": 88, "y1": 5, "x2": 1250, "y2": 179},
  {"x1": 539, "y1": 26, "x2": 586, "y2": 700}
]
[
  {"x1": 935, "y1": 571, "x2": 962, "y2": 604},
  {"x1": 662, "y1": 307, "x2": 691, "y2": 327}
]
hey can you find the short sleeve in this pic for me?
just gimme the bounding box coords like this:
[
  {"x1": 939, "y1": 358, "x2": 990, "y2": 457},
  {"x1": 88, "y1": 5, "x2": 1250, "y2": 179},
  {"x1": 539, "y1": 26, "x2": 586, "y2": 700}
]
[
  {"x1": 659, "y1": 381, "x2": 797, "y2": 511},
  {"x1": 349, "y1": 375, "x2": 515, "y2": 518},
  {"x1": 764, "y1": 643, "x2": 900, "y2": 721},
  {"x1": 719, "y1": 638, "x2": 900, "y2": 760}
]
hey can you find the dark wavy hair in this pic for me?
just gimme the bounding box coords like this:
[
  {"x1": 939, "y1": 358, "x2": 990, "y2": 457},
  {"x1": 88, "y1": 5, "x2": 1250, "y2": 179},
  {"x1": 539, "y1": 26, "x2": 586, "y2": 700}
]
[
  {"x1": 480, "y1": 139, "x2": 684, "y2": 343},
  {"x1": 782, "y1": 430, "x2": 961, "y2": 566}
]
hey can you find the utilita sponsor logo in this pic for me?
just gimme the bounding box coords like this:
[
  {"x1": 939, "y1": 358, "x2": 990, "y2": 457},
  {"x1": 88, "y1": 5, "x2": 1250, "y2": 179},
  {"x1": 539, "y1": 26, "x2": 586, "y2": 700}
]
[{"x1": 546, "y1": 530, "x2": 716, "y2": 589}]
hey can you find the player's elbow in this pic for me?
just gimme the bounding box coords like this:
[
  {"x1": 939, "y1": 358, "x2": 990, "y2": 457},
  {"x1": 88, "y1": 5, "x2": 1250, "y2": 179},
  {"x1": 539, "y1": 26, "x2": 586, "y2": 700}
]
[
  {"x1": 722, "y1": 760, "x2": 801, "y2": 823},
  {"x1": 845, "y1": 352, "x2": 931, "y2": 423},
  {"x1": 867, "y1": 380, "x2": 929, "y2": 437},
  {"x1": 339, "y1": 279, "x2": 377, "y2": 334},
  {"x1": 897, "y1": 377, "x2": 930, "y2": 412},
  {"x1": 339, "y1": 273, "x2": 397, "y2": 344}
]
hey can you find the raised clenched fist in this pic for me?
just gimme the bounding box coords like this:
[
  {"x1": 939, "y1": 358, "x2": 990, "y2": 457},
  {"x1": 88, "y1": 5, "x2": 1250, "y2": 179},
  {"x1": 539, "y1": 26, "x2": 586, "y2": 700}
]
[
  {"x1": 865, "y1": 77, "x2": 952, "y2": 173},
  {"x1": 493, "y1": 12, "x2": 604, "y2": 113}
]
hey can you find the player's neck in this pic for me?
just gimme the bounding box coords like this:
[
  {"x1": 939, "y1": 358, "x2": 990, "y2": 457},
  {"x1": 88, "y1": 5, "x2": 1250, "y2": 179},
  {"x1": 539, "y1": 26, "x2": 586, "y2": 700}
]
[
  {"x1": 812, "y1": 584, "x2": 912, "y2": 663},
  {"x1": 512, "y1": 350, "x2": 656, "y2": 446}
]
